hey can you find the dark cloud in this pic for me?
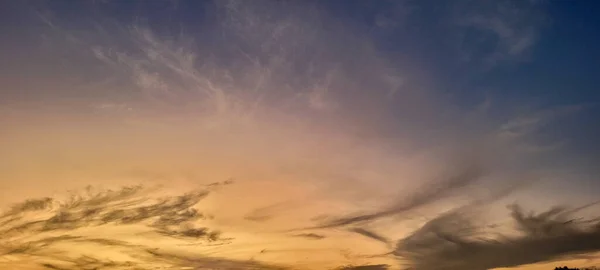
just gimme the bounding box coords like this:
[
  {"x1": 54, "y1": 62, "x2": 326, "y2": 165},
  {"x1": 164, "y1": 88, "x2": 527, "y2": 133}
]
[
  {"x1": 2, "y1": 197, "x2": 54, "y2": 215},
  {"x1": 207, "y1": 178, "x2": 235, "y2": 188},
  {"x1": 293, "y1": 233, "x2": 326, "y2": 240},
  {"x1": 335, "y1": 264, "x2": 390, "y2": 270},
  {"x1": 349, "y1": 228, "x2": 390, "y2": 246},
  {"x1": 394, "y1": 202, "x2": 600, "y2": 270},
  {"x1": 39, "y1": 256, "x2": 136, "y2": 270}
]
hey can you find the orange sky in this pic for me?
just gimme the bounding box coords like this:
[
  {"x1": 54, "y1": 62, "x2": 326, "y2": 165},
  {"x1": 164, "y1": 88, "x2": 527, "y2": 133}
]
[{"x1": 1, "y1": 104, "x2": 599, "y2": 269}]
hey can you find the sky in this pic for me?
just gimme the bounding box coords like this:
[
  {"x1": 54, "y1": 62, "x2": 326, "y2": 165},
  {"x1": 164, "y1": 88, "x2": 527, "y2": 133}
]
[{"x1": 1, "y1": 0, "x2": 600, "y2": 269}]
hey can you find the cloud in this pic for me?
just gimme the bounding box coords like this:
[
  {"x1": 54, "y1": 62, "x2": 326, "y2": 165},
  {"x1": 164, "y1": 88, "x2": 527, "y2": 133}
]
[
  {"x1": 498, "y1": 104, "x2": 585, "y2": 138},
  {"x1": 349, "y1": 228, "x2": 390, "y2": 246},
  {"x1": 394, "y1": 202, "x2": 600, "y2": 270},
  {"x1": 0, "y1": 185, "x2": 242, "y2": 269},
  {"x1": 32, "y1": 248, "x2": 288, "y2": 270},
  {"x1": 453, "y1": 0, "x2": 548, "y2": 67},
  {"x1": 293, "y1": 233, "x2": 327, "y2": 240},
  {"x1": 312, "y1": 161, "x2": 486, "y2": 229},
  {"x1": 244, "y1": 202, "x2": 294, "y2": 222},
  {"x1": 144, "y1": 248, "x2": 289, "y2": 270},
  {"x1": 335, "y1": 264, "x2": 390, "y2": 270},
  {"x1": 362, "y1": 0, "x2": 547, "y2": 68}
]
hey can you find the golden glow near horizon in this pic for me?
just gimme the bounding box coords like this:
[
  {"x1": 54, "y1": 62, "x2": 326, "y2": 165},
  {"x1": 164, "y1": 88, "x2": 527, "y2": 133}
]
[
  {"x1": 2, "y1": 96, "x2": 598, "y2": 270},
  {"x1": 1, "y1": 1, "x2": 600, "y2": 269}
]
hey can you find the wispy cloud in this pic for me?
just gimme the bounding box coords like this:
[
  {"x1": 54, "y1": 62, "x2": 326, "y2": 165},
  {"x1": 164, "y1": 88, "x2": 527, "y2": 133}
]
[
  {"x1": 349, "y1": 228, "x2": 390, "y2": 246},
  {"x1": 336, "y1": 264, "x2": 390, "y2": 270},
  {"x1": 394, "y1": 202, "x2": 600, "y2": 270},
  {"x1": 0, "y1": 184, "x2": 278, "y2": 270},
  {"x1": 312, "y1": 161, "x2": 486, "y2": 229},
  {"x1": 454, "y1": 0, "x2": 548, "y2": 67},
  {"x1": 498, "y1": 104, "x2": 586, "y2": 140},
  {"x1": 244, "y1": 202, "x2": 295, "y2": 222},
  {"x1": 293, "y1": 233, "x2": 327, "y2": 240}
]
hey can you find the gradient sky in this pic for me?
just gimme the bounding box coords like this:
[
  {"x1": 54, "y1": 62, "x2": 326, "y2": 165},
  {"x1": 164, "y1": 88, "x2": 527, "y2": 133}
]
[{"x1": 1, "y1": 1, "x2": 600, "y2": 270}]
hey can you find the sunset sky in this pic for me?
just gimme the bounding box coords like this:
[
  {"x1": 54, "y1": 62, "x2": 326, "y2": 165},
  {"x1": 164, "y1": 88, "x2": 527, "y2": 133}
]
[{"x1": 1, "y1": 1, "x2": 600, "y2": 269}]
